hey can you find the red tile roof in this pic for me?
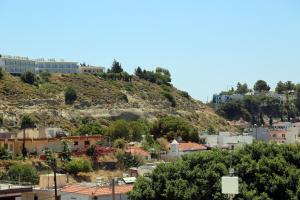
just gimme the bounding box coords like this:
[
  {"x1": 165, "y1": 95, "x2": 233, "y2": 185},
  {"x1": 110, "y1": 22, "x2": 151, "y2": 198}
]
[
  {"x1": 270, "y1": 130, "x2": 288, "y2": 135},
  {"x1": 61, "y1": 184, "x2": 133, "y2": 197},
  {"x1": 125, "y1": 147, "x2": 150, "y2": 157},
  {"x1": 179, "y1": 142, "x2": 207, "y2": 152}
]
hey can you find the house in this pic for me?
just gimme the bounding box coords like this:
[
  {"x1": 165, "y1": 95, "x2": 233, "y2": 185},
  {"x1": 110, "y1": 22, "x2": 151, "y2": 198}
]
[
  {"x1": 0, "y1": 54, "x2": 79, "y2": 74},
  {"x1": 60, "y1": 184, "x2": 133, "y2": 200},
  {"x1": 250, "y1": 127, "x2": 270, "y2": 141},
  {"x1": 0, "y1": 183, "x2": 33, "y2": 200},
  {"x1": 212, "y1": 94, "x2": 244, "y2": 104},
  {"x1": 202, "y1": 132, "x2": 253, "y2": 149},
  {"x1": 164, "y1": 140, "x2": 206, "y2": 160},
  {"x1": 79, "y1": 66, "x2": 105, "y2": 74},
  {"x1": 125, "y1": 146, "x2": 151, "y2": 161},
  {"x1": 0, "y1": 135, "x2": 102, "y2": 156},
  {"x1": 269, "y1": 128, "x2": 298, "y2": 144}
]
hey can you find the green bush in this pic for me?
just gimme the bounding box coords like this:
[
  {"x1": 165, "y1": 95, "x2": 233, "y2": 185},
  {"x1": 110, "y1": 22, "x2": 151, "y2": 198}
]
[
  {"x1": 64, "y1": 158, "x2": 93, "y2": 175},
  {"x1": 0, "y1": 68, "x2": 3, "y2": 79},
  {"x1": 64, "y1": 87, "x2": 77, "y2": 104},
  {"x1": 129, "y1": 142, "x2": 300, "y2": 200},
  {"x1": 163, "y1": 92, "x2": 176, "y2": 107},
  {"x1": 8, "y1": 163, "x2": 39, "y2": 184},
  {"x1": 21, "y1": 71, "x2": 36, "y2": 84},
  {"x1": 180, "y1": 91, "x2": 190, "y2": 99}
]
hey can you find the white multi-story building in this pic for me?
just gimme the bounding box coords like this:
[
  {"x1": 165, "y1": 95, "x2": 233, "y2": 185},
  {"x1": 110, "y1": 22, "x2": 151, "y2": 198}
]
[
  {"x1": 0, "y1": 55, "x2": 36, "y2": 74},
  {"x1": 0, "y1": 55, "x2": 79, "y2": 74}
]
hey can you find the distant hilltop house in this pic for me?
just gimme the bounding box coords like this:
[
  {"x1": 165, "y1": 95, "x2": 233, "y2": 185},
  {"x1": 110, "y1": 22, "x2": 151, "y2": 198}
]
[
  {"x1": 251, "y1": 122, "x2": 300, "y2": 145},
  {"x1": 0, "y1": 54, "x2": 105, "y2": 74},
  {"x1": 213, "y1": 91, "x2": 295, "y2": 105},
  {"x1": 201, "y1": 132, "x2": 254, "y2": 149}
]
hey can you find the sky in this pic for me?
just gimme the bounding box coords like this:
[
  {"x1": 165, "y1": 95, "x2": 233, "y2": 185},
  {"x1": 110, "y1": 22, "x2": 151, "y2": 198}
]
[{"x1": 0, "y1": 0, "x2": 300, "y2": 102}]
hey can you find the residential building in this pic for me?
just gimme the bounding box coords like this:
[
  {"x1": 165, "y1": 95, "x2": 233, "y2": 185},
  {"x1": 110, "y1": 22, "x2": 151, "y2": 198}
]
[
  {"x1": 269, "y1": 128, "x2": 298, "y2": 144},
  {"x1": 0, "y1": 182, "x2": 33, "y2": 200},
  {"x1": 35, "y1": 59, "x2": 78, "y2": 74},
  {"x1": 0, "y1": 55, "x2": 36, "y2": 74},
  {"x1": 0, "y1": 55, "x2": 79, "y2": 74},
  {"x1": 164, "y1": 140, "x2": 207, "y2": 160},
  {"x1": 125, "y1": 146, "x2": 151, "y2": 161},
  {"x1": 60, "y1": 184, "x2": 133, "y2": 200},
  {"x1": 250, "y1": 127, "x2": 270, "y2": 141},
  {"x1": 79, "y1": 66, "x2": 105, "y2": 74},
  {"x1": 0, "y1": 135, "x2": 102, "y2": 155},
  {"x1": 212, "y1": 94, "x2": 244, "y2": 104},
  {"x1": 201, "y1": 132, "x2": 253, "y2": 149}
]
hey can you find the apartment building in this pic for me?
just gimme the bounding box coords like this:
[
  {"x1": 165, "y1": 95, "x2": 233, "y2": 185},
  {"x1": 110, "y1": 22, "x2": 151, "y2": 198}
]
[{"x1": 0, "y1": 55, "x2": 79, "y2": 74}]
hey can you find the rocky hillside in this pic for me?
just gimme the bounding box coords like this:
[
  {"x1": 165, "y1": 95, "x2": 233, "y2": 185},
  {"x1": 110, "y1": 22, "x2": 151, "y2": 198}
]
[{"x1": 0, "y1": 72, "x2": 234, "y2": 133}]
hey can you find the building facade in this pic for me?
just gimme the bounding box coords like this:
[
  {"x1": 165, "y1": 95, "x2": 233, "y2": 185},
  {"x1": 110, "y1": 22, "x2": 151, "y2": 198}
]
[{"x1": 0, "y1": 55, "x2": 79, "y2": 74}]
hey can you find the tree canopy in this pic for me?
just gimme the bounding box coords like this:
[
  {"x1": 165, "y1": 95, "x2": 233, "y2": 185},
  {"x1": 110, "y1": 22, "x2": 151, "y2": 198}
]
[
  {"x1": 254, "y1": 80, "x2": 270, "y2": 92},
  {"x1": 109, "y1": 59, "x2": 123, "y2": 73},
  {"x1": 129, "y1": 142, "x2": 300, "y2": 200},
  {"x1": 64, "y1": 86, "x2": 77, "y2": 104},
  {"x1": 21, "y1": 71, "x2": 36, "y2": 85},
  {"x1": 150, "y1": 116, "x2": 198, "y2": 141}
]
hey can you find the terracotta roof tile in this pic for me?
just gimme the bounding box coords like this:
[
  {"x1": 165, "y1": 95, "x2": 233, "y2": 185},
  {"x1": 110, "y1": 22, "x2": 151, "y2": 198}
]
[
  {"x1": 61, "y1": 184, "x2": 133, "y2": 196},
  {"x1": 179, "y1": 142, "x2": 207, "y2": 152},
  {"x1": 125, "y1": 147, "x2": 150, "y2": 157}
]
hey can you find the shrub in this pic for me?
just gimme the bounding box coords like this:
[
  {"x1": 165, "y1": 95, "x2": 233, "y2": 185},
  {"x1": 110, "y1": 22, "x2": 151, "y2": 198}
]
[
  {"x1": 21, "y1": 71, "x2": 36, "y2": 84},
  {"x1": 8, "y1": 163, "x2": 39, "y2": 184},
  {"x1": 163, "y1": 92, "x2": 176, "y2": 107},
  {"x1": 65, "y1": 87, "x2": 77, "y2": 104},
  {"x1": 113, "y1": 138, "x2": 126, "y2": 149},
  {"x1": 64, "y1": 158, "x2": 93, "y2": 175},
  {"x1": 0, "y1": 68, "x2": 3, "y2": 79},
  {"x1": 180, "y1": 91, "x2": 190, "y2": 99}
]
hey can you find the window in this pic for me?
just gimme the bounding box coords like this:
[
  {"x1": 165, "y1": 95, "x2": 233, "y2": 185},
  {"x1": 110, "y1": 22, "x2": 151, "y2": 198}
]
[
  {"x1": 273, "y1": 134, "x2": 276, "y2": 138},
  {"x1": 84, "y1": 141, "x2": 90, "y2": 146},
  {"x1": 74, "y1": 141, "x2": 79, "y2": 146},
  {"x1": 282, "y1": 134, "x2": 285, "y2": 138}
]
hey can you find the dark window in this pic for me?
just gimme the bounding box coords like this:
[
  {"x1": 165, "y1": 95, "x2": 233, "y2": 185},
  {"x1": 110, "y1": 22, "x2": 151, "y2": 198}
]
[
  {"x1": 84, "y1": 141, "x2": 90, "y2": 146},
  {"x1": 74, "y1": 141, "x2": 79, "y2": 146}
]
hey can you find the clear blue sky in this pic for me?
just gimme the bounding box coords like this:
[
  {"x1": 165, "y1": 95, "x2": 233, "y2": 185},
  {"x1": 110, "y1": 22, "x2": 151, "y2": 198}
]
[{"x1": 1, "y1": 0, "x2": 300, "y2": 102}]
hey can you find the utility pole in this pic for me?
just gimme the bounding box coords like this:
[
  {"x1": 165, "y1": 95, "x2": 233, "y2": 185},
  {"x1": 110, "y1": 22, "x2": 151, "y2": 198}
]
[
  {"x1": 112, "y1": 178, "x2": 115, "y2": 200},
  {"x1": 51, "y1": 158, "x2": 60, "y2": 200}
]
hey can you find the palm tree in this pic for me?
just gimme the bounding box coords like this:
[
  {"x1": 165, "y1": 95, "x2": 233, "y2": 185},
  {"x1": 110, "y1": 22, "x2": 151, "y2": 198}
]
[{"x1": 21, "y1": 115, "x2": 35, "y2": 157}]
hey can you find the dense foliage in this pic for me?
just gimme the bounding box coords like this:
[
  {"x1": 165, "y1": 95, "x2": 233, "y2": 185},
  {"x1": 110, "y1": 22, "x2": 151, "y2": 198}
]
[
  {"x1": 106, "y1": 120, "x2": 148, "y2": 142},
  {"x1": 7, "y1": 163, "x2": 39, "y2": 184},
  {"x1": 150, "y1": 116, "x2": 199, "y2": 142},
  {"x1": 0, "y1": 68, "x2": 3, "y2": 79},
  {"x1": 116, "y1": 150, "x2": 143, "y2": 169},
  {"x1": 135, "y1": 67, "x2": 172, "y2": 86},
  {"x1": 64, "y1": 86, "x2": 77, "y2": 104},
  {"x1": 129, "y1": 142, "x2": 300, "y2": 200},
  {"x1": 21, "y1": 71, "x2": 36, "y2": 85},
  {"x1": 64, "y1": 158, "x2": 93, "y2": 175}
]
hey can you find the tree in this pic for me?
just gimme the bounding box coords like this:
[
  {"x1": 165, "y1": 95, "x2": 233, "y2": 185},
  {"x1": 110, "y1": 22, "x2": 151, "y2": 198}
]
[
  {"x1": 129, "y1": 142, "x2": 300, "y2": 200},
  {"x1": 39, "y1": 71, "x2": 51, "y2": 82},
  {"x1": 110, "y1": 59, "x2": 123, "y2": 73},
  {"x1": 135, "y1": 67, "x2": 143, "y2": 78},
  {"x1": 8, "y1": 163, "x2": 39, "y2": 184},
  {"x1": 0, "y1": 114, "x2": 3, "y2": 127},
  {"x1": 150, "y1": 116, "x2": 194, "y2": 141},
  {"x1": 64, "y1": 87, "x2": 77, "y2": 104},
  {"x1": 207, "y1": 125, "x2": 217, "y2": 135},
  {"x1": 116, "y1": 150, "x2": 143, "y2": 169},
  {"x1": 0, "y1": 146, "x2": 10, "y2": 160},
  {"x1": 64, "y1": 158, "x2": 93, "y2": 175},
  {"x1": 21, "y1": 115, "x2": 35, "y2": 157},
  {"x1": 107, "y1": 120, "x2": 131, "y2": 140},
  {"x1": 60, "y1": 140, "x2": 71, "y2": 162},
  {"x1": 0, "y1": 68, "x2": 3, "y2": 80},
  {"x1": 76, "y1": 123, "x2": 104, "y2": 135},
  {"x1": 113, "y1": 138, "x2": 126, "y2": 149},
  {"x1": 236, "y1": 82, "x2": 249, "y2": 94},
  {"x1": 21, "y1": 71, "x2": 36, "y2": 84},
  {"x1": 254, "y1": 80, "x2": 270, "y2": 92}
]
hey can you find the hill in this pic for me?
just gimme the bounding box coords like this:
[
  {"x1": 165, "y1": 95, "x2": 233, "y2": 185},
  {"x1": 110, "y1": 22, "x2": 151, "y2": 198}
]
[{"x1": 0, "y1": 72, "x2": 234, "y2": 133}]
